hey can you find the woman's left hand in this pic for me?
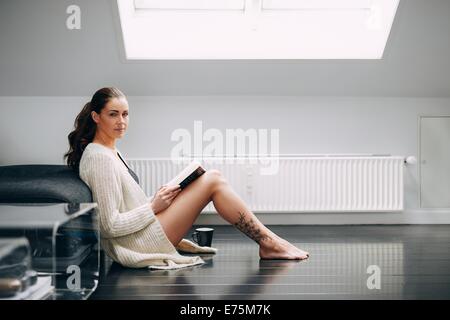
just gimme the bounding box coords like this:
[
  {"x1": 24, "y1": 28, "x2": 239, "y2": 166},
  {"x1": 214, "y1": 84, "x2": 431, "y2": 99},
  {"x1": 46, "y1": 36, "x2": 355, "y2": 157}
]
[{"x1": 151, "y1": 184, "x2": 182, "y2": 214}]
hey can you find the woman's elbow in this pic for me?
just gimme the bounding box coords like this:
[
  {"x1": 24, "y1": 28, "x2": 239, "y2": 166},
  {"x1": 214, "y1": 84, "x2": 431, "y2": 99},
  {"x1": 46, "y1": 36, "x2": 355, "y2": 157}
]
[{"x1": 100, "y1": 221, "x2": 121, "y2": 239}]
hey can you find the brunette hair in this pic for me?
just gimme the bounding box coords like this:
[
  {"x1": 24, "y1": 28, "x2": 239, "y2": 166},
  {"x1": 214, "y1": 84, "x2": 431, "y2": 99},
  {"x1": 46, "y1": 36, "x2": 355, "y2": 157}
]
[{"x1": 64, "y1": 87, "x2": 125, "y2": 172}]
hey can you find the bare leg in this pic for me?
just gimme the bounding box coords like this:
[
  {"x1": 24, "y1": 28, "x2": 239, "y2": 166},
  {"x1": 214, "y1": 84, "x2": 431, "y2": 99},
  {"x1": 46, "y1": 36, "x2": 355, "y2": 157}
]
[
  {"x1": 208, "y1": 171, "x2": 309, "y2": 260},
  {"x1": 156, "y1": 169, "x2": 309, "y2": 260}
]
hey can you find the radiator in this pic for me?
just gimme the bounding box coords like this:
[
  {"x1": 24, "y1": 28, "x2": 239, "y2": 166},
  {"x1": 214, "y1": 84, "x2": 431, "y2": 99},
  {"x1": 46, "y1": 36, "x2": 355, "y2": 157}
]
[{"x1": 127, "y1": 156, "x2": 404, "y2": 213}]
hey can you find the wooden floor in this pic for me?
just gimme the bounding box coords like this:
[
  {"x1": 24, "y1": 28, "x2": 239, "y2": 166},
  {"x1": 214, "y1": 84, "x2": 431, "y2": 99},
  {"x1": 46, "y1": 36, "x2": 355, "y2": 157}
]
[{"x1": 91, "y1": 225, "x2": 450, "y2": 300}]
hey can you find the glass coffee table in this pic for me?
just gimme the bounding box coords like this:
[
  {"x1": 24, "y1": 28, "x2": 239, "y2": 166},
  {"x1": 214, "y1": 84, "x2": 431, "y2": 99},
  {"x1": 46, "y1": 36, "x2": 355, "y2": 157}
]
[{"x1": 0, "y1": 203, "x2": 99, "y2": 300}]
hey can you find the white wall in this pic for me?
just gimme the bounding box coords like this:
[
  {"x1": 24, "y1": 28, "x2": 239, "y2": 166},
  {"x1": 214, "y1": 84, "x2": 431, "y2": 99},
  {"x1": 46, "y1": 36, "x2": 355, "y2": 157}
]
[{"x1": 1, "y1": 96, "x2": 449, "y2": 224}]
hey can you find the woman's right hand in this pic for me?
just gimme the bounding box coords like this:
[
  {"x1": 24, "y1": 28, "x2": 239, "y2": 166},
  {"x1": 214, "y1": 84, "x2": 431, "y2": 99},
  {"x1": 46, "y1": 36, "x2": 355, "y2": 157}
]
[{"x1": 150, "y1": 184, "x2": 181, "y2": 214}]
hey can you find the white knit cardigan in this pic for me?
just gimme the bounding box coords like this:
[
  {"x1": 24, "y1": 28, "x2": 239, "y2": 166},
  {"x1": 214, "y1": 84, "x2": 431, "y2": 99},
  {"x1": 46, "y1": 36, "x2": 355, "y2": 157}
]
[{"x1": 79, "y1": 142, "x2": 216, "y2": 270}]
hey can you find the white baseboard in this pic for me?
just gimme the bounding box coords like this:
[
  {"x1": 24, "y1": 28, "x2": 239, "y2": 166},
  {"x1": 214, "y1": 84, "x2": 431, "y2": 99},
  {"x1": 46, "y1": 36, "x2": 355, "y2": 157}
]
[{"x1": 195, "y1": 209, "x2": 450, "y2": 225}]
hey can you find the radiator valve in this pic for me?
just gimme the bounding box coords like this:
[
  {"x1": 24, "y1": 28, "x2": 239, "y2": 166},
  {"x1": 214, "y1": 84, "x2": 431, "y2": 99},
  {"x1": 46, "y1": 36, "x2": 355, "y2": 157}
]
[{"x1": 404, "y1": 156, "x2": 417, "y2": 165}]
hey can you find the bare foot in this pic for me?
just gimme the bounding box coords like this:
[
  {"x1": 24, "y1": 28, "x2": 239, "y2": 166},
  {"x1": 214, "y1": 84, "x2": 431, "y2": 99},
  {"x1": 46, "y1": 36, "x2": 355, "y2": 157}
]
[{"x1": 259, "y1": 236, "x2": 310, "y2": 260}]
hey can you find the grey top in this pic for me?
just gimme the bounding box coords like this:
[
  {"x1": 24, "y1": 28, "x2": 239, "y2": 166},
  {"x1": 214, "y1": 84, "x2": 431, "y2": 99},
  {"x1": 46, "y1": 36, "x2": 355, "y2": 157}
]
[{"x1": 117, "y1": 152, "x2": 139, "y2": 185}]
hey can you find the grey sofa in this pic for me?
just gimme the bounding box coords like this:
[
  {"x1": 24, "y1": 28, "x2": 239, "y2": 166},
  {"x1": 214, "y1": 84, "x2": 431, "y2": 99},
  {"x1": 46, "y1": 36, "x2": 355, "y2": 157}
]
[
  {"x1": 0, "y1": 165, "x2": 92, "y2": 203},
  {"x1": 0, "y1": 165, "x2": 114, "y2": 280}
]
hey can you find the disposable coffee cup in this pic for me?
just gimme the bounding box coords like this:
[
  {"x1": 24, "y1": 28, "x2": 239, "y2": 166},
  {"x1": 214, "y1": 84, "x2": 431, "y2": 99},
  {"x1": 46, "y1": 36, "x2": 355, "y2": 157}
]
[{"x1": 192, "y1": 227, "x2": 214, "y2": 247}]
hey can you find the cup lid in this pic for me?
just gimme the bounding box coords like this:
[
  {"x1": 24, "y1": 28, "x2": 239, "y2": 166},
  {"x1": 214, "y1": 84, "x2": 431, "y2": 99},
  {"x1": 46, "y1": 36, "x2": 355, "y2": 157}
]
[{"x1": 196, "y1": 227, "x2": 214, "y2": 232}]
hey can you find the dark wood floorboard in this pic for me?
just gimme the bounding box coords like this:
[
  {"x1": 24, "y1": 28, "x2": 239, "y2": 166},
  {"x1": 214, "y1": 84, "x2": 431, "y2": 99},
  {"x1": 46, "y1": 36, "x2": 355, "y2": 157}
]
[{"x1": 91, "y1": 225, "x2": 450, "y2": 300}]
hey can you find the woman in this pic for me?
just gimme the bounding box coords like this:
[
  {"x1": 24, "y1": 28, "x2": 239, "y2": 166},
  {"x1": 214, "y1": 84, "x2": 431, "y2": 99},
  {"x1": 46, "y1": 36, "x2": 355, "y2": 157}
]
[{"x1": 64, "y1": 87, "x2": 309, "y2": 270}]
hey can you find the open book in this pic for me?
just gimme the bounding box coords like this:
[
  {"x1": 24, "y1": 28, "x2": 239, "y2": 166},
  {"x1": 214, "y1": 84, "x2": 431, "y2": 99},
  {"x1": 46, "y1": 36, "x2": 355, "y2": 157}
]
[{"x1": 166, "y1": 161, "x2": 206, "y2": 190}]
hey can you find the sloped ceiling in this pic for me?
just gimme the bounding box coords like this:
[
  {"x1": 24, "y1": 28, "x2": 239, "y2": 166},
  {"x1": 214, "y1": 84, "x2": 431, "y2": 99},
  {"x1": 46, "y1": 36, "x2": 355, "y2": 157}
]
[{"x1": 0, "y1": 0, "x2": 449, "y2": 97}]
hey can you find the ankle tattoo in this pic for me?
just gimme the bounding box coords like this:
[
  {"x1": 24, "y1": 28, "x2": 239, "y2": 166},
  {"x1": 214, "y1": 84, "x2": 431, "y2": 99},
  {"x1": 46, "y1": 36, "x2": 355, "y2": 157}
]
[{"x1": 234, "y1": 211, "x2": 269, "y2": 244}]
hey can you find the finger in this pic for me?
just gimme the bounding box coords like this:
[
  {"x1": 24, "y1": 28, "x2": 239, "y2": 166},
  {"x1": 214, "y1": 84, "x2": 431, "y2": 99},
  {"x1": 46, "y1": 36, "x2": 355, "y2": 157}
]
[
  {"x1": 167, "y1": 184, "x2": 181, "y2": 192},
  {"x1": 165, "y1": 192, "x2": 178, "y2": 200},
  {"x1": 166, "y1": 195, "x2": 176, "y2": 203},
  {"x1": 161, "y1": 189, "x2": 174, "y2": 197},
  {"x1": 170, "y1": 188, "x2": 182, "y2": 195},
  {"x1": 162, "y1": 189, "x2": 179, "y2": 196},
  {"x1": 169, "y1": 191, "x2": 180, "y2": 199},
  {"x1": 166, "y1": 190, "x2": 179, "y2": 199}
]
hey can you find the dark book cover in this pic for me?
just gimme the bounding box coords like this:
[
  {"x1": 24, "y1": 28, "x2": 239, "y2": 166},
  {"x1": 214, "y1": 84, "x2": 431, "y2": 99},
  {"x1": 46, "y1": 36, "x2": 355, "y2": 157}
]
[{"x1": 167, "y1": 161, "x2": 206, "y2": 190}]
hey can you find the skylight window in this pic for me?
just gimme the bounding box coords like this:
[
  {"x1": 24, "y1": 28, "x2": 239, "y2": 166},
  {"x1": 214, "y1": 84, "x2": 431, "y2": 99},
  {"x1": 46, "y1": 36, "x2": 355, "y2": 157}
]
[
  {"x1": 134, "y1": 0, "x2": 245, "y2": 11},
  {"x1": 117, "y1": 0, "x2": 400, "y2": 59}
]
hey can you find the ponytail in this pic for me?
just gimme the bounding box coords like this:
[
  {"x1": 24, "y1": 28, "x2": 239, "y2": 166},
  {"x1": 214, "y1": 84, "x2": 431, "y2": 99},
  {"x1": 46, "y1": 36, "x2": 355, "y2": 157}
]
[{"x1": 64, "y1": 102, "x2": 96, "y2": 172}]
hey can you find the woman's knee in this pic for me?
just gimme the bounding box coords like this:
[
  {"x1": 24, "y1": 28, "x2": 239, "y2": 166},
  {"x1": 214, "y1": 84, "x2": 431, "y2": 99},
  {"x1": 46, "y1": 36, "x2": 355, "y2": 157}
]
[{"x1": 204, "y1": 169, "x2": 227, "y2": 189}]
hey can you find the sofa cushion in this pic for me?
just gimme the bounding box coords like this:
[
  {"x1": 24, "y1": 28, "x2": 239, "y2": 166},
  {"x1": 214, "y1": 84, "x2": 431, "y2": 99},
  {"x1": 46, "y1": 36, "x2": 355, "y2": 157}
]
[{"x1": 0, "y1": 165, "x2": 92, "y2": 203}]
